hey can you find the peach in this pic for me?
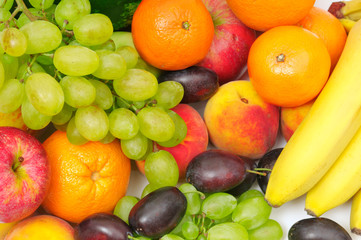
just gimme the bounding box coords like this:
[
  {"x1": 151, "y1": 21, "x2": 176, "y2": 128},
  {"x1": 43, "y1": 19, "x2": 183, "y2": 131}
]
[
  {"x1": 0, "y1": 107, "x2": 28, "y2": 132},
  {"x1": 204, "y1": 80, "x2": 279, "y2": 159},
  {"x1": 281, "y1": 98, "x2": 315, "y2": 141},
  {"x1": 137, "y1": 104, "x2": 209, "y2": 179},
  {"x1": 5, "y1": 215, "x2": 74, "y2": 240}
]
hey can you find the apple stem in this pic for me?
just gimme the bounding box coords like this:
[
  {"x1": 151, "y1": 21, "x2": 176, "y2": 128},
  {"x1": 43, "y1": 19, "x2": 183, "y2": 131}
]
[
  {"x1": 277, "y1": 53, "x2": 286, "y2": 62},
  {"x1": 12, "y1": 156, "x2": 24, "y2": 172}
]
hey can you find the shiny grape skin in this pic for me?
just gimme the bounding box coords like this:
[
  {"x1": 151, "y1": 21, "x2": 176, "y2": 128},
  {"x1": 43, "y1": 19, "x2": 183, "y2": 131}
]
[
  {"x1": 158, "y1": 66, "x2": 219, "y2": 103},
  {"x1": 226, "y1": 157, "x2": 257, "y2": 197},
  {"x1": 75, "y1": 212, "x2": 133, "y2": 240},
  {"x1": 128, "y1": 186, "x2": 187, "y2": 239},
  {"x1": 185, "y1": 149, "x2": 247, "y2": 193},
  {"x1": 257, "y1": 148, "x2": 283, "y2": 194},
  {"x1": 288, "y1": 217, "x2": 352, "y2": 240}
]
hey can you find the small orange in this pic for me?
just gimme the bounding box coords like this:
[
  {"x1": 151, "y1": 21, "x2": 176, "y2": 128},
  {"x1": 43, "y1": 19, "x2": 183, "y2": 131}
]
[
  {"x1": 226, "y1": 0, "x2": 315, "y2": 32},
  {"x1": 41, "y1": 130, "x2": 131, "y2": 223},
  {"x1": 248, "y1": 25, "x2": 331, "y2": 107},
  {"x1": 297, "y1": 6, "x2": 347, "y2": 70},
  {"x1": 131, "y1": 0, "x2": 214, "y2": 71}
]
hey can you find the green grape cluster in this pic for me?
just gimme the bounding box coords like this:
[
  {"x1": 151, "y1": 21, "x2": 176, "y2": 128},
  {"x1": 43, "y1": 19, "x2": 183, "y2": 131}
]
[{"x1": 0, "y1": 0, "x2": 187, "y2": 160}]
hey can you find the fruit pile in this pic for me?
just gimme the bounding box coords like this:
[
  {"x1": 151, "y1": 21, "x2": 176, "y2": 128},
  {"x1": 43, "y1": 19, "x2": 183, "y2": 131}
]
[{"x1": 1, "y1": 0, "x2": 361, "y2": 239}]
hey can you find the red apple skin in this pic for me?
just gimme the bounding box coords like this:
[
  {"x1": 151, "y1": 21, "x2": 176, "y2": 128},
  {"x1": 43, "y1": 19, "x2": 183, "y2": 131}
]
[
  {"x1": 0, "y1": 127, "x2": 50, "y2": 223},
  {"x1": 137, "y1": 104, "x2": 209, "y2": 179},
  {"x1": 198, "y1": 0, "x2": 256, "y2": 85}
]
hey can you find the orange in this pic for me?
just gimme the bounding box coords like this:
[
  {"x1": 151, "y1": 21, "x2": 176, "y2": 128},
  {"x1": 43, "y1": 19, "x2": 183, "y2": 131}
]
[
  {"x1": 41, "y1": 130, "x2": 131, "y2": 223},
  {"x1": 248, "y1": 25, "x2": 331, "y2": 107},
  {"x1": 226, "y1": 0, "x2": 315, "y2": 32},
  {"x1": 297, "y1": 6, "x2": 347, "y2": 70},
  {"x1": 131, "y1": 0, "x2": 214, "y2": 71}
]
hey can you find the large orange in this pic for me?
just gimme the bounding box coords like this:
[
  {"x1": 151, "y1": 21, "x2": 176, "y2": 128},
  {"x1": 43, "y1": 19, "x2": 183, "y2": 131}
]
[
  {"x1": 297, "y1": 6, "x2": 347, "y2": 70},
  {"x1": 226, "y1": 0, "x2": 315, "y2": 32},
  {"x1": 41, "y1": 130, "x2": 131, "y2": 223},
  {"x1": 248, "y1": 25, "x2": 331, "y2": 108},
  {"x1": 131, "y1": 0, "x2": 214, "y2": 71}
]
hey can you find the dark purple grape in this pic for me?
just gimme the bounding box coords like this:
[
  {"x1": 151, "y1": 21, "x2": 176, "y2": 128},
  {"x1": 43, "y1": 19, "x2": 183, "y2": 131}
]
[
  {"x1": 185, "y1": 149, "x2": 247, "y2": 193},
  {"x1": 75, "y1": 212, "x2": 133, "y2": 240},
  {"x1": 288, "y1": 217, "x2": 352, "y2": 240},
  {"x1": 257, "y1": 148, "x2": 283, "y2": 194},
  {"x1": 226, "y1": 157, "x2": 257, "y2": 197},
  {"x1": 158, "y1": 66, "x2": 219, "y2": 103},
  {"x1": 128, "y1": 186, "x2": 187, "y2": 239}
]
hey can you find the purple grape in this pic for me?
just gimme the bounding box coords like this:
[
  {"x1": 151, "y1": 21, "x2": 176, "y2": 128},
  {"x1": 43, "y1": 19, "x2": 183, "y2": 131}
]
[{"x1": 257, "y1": 148, "x2": 283, "y2": 194}]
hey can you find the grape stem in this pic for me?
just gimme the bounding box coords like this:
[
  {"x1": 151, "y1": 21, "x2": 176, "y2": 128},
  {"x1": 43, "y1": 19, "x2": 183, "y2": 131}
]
[
  {"x1": 14, "y1": 0, "x2": 42, "y2": 22},
  {"x1": 183, "y1": 190, "x2": 206, "y2": 200}
]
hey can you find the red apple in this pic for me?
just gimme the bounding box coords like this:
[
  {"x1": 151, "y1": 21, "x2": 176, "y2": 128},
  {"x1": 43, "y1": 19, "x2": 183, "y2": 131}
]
[
  {"x1": 0, "y1": 127, "x2": 50, "y2": 223},
  {"x1": 197, "y1": 0, "x2": 256, "y2": 85},
  {"x1": 136, "y1": 104, "x2": 209, "y2": 179}
]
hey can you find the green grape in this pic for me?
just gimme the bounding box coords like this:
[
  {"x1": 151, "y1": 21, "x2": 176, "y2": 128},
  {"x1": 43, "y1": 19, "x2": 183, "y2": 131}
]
[
  {"x1": 21, "y1": 96, "x2": 51, "y2": 130},
  {"x1": 157, "y1": 110, "x2": 187, "y2": 147},
  {"x1": 53, "y1": 45, "x2": 99, "y2": 76},
  {"x1": 17, "y1": 6, "x2": 57, "y2": 28},
  {"x1": 144, "y1": 150, "x2": 179, "y2": 188},
  {"x1": 66, "y1": 116, "x2": 88, "y2": 145},
  {"x1": 113, "y1": 69, "x2": 158, "y2": 102},
  {"x1": 113, "y1": 195, "x2": 139, "y2": 224},
  {"x1": 53, "y1": 122, "x2": 68, "y2": 132},
  {"x1": 92, "y1": 50, "x2": 127, "y2": 80},
  {"x1": 0, "y1": 8, "x2": 12, "y2": 31},
  {"x1": 17, "y1": 61, "x2": 45, "y2": 81},
  {"x1": 60, "y1": 76, "x2": 96, "y2": 108},
  {"x1": 75, "y1": 105, "x2": 109, "y2": 141},
  {"x1": 137, "y1": 106, "x2": 175, "y2": 142},
  {"x1": 178, "y1": 183, "x2": 202, "y2": 216},
  {"x1": 196, "y1": 234, "x2": 207, "y2": 240},
  {"x1": 89, "y1": 39, "x2": 116, "y2": 51},
  {"x1": 25, "y1": 72, "x2": 64, "y2": 116},
  {"x1": 73, "y1": 13, "x2": 113, "y2": 46},
  {"x1": 201, "y1": 193, "x2": 237, "y2": 220},
  {"x1": 88, "y1": 79, "x2": 113, "y2": 110},
  {"x1": 133, "y1": 57, "x2": 162, "y2": 78},
  {"x1": 0, "y1": 79, "x2": 24, "y2": 113},
  {"x1": 0, "y1": 60, "x2": 3, "y2": 88},
  {"x1": 0, "y1": 28, "x2": 27, "y2": 57},
  {"x1": 116, "y1": 97, "x2": 131, "y2": 109},
  {"x1": 208, "y1": 222, "x2": 248, "y2": 240},
  {"x1": 232, "y1": 196, "x2": 272, "y2": 230},
  {"x1": 181, "y1": 221, "x2": 199, "y2": 240},
  {"x1": 54, "y1": 0, "x2": 91, "y2": 30},
  {"x1": 0, "y1": 0, "x2": 14, "y2": 11},
  {"x1": 138, "y1": 137, "x2": 154, "y2": 160},
  {"x1": 160, "y1": 234, "x2": 184, "y2": 240},
  {"x1": 99, "y1": 131, "x2": 116, "y2": 144},
  {"x1": 29, "y1": 0, "x2": 54, "y2": 9},
  {"x1": 1, "y1": 54, "x2": 18, "y2": 80},
  {"x1": 108, "y1": 108, "x2": 139, "y2": 140},
  {"x1": 115, "y1": 46, "x2": 139, "y2": 69},
  {"x1": 132, "y1": 100, "x2": 145, "y2": 109},
  {"x1": 110, "y1": 31, "x2": 135, "y2": 49},
  {"x1": 20, "y1": 20, "x2": 62, "y2": 54},
  {"x1": 141, "y1": 183, "x2": 158, "y2": 198},
  {"x1": 238, "y1": 189, "x2": 264, "y2": 203},
  {"x1": 51, "y1": 103, "x2": 73, "y2": 125},
  {"x1": 170, "y1": 214, "x2": 192, "y2": 237},
  {"x1": 153, "y1": 81, "x2": 184, "y2": 109},
  {"x1": 121, "y1": 131, "x2": 149, "y2": 160},
  {"x1": 248, "y1": 219, "x2": 283, "y2": 240}
]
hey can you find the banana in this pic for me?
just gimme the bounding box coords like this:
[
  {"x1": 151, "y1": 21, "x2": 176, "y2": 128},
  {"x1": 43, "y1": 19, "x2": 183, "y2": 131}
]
[
  {"x1": 351, "y1": 189, "x2": 361, "y2": 235},
  {"x1": 341, "y1": 0, "x2": 361, "y2": 16},
  {"x1": 329, "y1": 0, "x2": 361, "y2": 32},
  {"x1": 265, "y1": 18, "x2": 361, "y2": 208},
  {"x1": 305, "y1": 124, "x2": 361, "y2": 217},
  {"x1": 340, "y1": 18, "x2": 357, "y2": 32}
]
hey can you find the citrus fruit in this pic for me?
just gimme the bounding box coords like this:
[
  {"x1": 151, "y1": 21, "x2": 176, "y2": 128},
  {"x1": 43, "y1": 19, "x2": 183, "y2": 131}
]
[
  {"x1": 226, "y1": 0, "x2": 315, "y2": 31},
  {"x1": 131, "y1": 0, "x2": 214, "y2": 71},
  {"x1": 41, "y1": 130, "x2": 131, "y2": 223},
  {"x1": 297, "y1": 6, "x2": 347, "y2": 70},
  {"x1": 248, "y1": 26, "x2": 331, "y2": 107}
]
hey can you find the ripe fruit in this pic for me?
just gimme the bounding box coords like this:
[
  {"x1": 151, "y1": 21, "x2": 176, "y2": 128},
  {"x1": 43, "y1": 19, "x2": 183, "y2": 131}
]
[
  {"x1": 248, "y1": 25, "x2": 331, "y2": 107},
  {"x1": 41, "y1": 130, "x2": 131, "y2": 223},
  {"x1": 226, "y1": 0, "x2": 315, "y2": 31},
  {"x1": 131, "y1": 0, "x2": 214, "y2": 70},
  {"x1": 0, "y1": 127, "x2": 50, "y2": 223},
  {"x1": 257, "y1": 148, "x2": 283, "y2": 194}
]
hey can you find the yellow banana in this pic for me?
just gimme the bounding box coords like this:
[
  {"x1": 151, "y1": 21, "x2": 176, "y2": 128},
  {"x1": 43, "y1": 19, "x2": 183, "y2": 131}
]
[
  {"x1": 305, "y1": 124, "x2": 361, "y2": 217},
  {"x1": 341, "y1": 0, "x2": 361, "y2": 16},
  {"x1": 340, "y1": 18, "x2": 357, "y2": 32},
  {"x1": 265, "y1": 18, "x2": 361, "y2": 207},
  {"x1": 351, "y1": 189, "x2": 361, "y2": 235}
]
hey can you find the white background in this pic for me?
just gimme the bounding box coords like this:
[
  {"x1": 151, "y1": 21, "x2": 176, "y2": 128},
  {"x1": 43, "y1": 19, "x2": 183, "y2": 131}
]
[{"x1": 126, "y1": 0, "x2": 360, "y2": 239}]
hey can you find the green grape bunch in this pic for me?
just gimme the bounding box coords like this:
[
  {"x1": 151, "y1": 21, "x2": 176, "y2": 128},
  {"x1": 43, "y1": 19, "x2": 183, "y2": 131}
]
[{"x1": 0, "y1": 0, "x2": 186, "y2": 161}]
